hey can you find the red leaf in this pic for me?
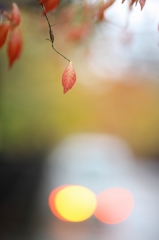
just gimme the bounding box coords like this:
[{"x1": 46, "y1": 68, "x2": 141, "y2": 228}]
[
  {"x1": 122, "y1": 0, "x2": 138, "y2": 6},
  {"x1": 131, "y1": 0, "x2": 139, "y2": 6},
  {"x1": 10, "y1": 3, "x2": 21, "y2": 26},
  {"x1": 122, "y1": 0, "x2": 146, "y2": 10},
  {"x1": 3, "y1": 3, "x2": 21, "y2": 26},
  {"x1": 139, "y1": 0, "x2": 146, "y2": 10},
  {"x1": 0, "y1": 21, "x2": 11, "y2": 48},
  {"x1": 7, "y1": 27, "x2": 22, "y2": 68},
  {"x1": 39, "y1": 0, "x2": 59, "y2": 14},
  {"x1": 62, "y1": 61, "x2": 76, "y2": 94}
]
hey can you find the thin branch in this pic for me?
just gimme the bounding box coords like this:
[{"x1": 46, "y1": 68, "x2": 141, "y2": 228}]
[
  {"x1": 41, "y1": 4, "x2": 70, "y2": 62},
  {"x1": 52, "y1": 43, "x2": 70, "y2": 62},
  {"x1": 41, "y1": 4, "x2": 51, "y2": 28}
]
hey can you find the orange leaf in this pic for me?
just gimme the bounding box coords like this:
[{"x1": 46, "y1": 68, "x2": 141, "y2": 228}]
[
  {"x1": 39, "y1": 0, "x2": 59, "y2": 14},
  {"x1": 10, "y1": 3, "x2": 21, "y2": 26},
  {"x1": 62, "y1": 61, "x2": 76, "y2": 94},
  {"x1": 0, "y1": 21, "x2": 11, "y2": 48},
  {"x1": 7, "y1": 27, "x2": 22, "y2": 68}
]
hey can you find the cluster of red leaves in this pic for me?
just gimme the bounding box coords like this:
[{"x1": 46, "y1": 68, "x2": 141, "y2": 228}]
[
  {"x1": 39, "y1": 0, "x2": 59, "y2": 14},
  {"x1": 122, "y1": 0, "x2": 146, "y2": 10},
  {"x1": 0, "y1": 3, "x2": 22, "y2": 67},
  {"x1": 0, "y1": 0, "x2": 147, "y2": 94},
  {"x1": 37, "y1": 0, "x2": 146, "y2": 93},
  {"x1": 60, "y1": 0, "x2": 147, "y2": 43}
]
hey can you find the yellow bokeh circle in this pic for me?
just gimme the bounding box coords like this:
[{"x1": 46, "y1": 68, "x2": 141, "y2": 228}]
[{"x1": 55, "y1": 185, "x2": 97, "y2": 222}]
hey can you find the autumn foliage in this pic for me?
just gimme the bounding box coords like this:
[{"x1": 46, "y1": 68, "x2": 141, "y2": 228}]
[
  {"x1": 0, "y1": 21, "x2": 10, "y2": 48},
  {"x1": 122, "y1": 0, "x2": 146, "y2": 10},
  {"x1": 0, "y1": 3, "x2": 22, "y2": 67},
  {"x1": 39, "y1": 0, "x2": 59, "y2": 14},
  {"x1": 10, "y1": 3, "x2": 21, "y2": 26},
  {"x1": 7, "y1": 27, "x2": 22, "y2": 68},
  {"x1": 0, "y1": 0, "x2": 147, "y2": 93}
]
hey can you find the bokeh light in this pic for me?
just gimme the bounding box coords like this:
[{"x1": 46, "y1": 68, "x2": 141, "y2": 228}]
[
  {"x1": 55, "y1": 185, "x2": 97, "y2": 222},
  {"x1": 94, "y1": 188, "x2": 134, "y2": 224},
  {"x1": 48, "y1": 185, "x2": 69, "y2": 221}
]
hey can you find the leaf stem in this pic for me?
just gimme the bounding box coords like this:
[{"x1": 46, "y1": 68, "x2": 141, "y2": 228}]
[
  {"x1": 52, "y1": 43, "x2": 70, "y2": 62},
  {"x1": 41, "y1": 4, "x2": 70, "y2": 62}
]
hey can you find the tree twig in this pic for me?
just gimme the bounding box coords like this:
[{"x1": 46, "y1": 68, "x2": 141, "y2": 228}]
[{"x1": 41, "y1": 4, "x2": 70, "y2": 62}]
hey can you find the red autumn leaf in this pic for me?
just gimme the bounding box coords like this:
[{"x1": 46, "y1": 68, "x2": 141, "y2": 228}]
[
  {"x1": 10, "y1": 3, "x2": 21, "y2": 26},
  {"x1": 62, "y1": 61, "x2": 76, "y2": 94},
  {"x1": 0, "y1": 21, "x2": 11, "y2": 48},
  {"x1": 3, "y1": 3, "x2": 21, "y2": 26},
  {"x1": 122, "y1": 0, "x2": 146, "y2": 10},
  {"x1": 122, "y1": 0, "x2": 137, "y2": 4},
  {"x1": 7, "y1": 27, "x2": 22, "y2": 68},
  {"x1": 132, "y1": 0, "x2": 139, "y2": 6},
  {"x1": 39, "y1": 0, "x2": 59, "y2": 14},
  {"x1": 139, "y1": 0, "x2": 146, "y2": 10}
]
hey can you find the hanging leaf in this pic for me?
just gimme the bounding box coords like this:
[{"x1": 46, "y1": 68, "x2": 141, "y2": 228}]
[
  {"x1": 62, "y1": 61, "x2": 76, "y2": 94},
  {"x1": 139, "y1": 0, "x2": 146, "y2": 10},
  {"x1": 39, "y1": 0, "x2": 59, "y2": 14},
  {"x1": 10, "y1": 3, "x2": 21, "y2": 26},
  {"x1": 0, "y1": 21, "x2": 11, "y2": 48},
  {"x1": 3, "y1": 3, "x2": 21, "y2": 26},
  {"x1": 122, "y1": 0, "x2": 136, "y2": 4},
  {"x1": 122, "y1": 0, "x2": 146, "y2": 9},
  {"x1": 133, "y1": 0, "x2": 138, "y2": 6},
  {"x1": 7, "y1": 27, "x2": 22, "y2": 68}
]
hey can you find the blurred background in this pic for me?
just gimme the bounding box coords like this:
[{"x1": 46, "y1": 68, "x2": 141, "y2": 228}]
[{"x1": 0, "y1": 0, "x2": 159, "y2": 239}]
